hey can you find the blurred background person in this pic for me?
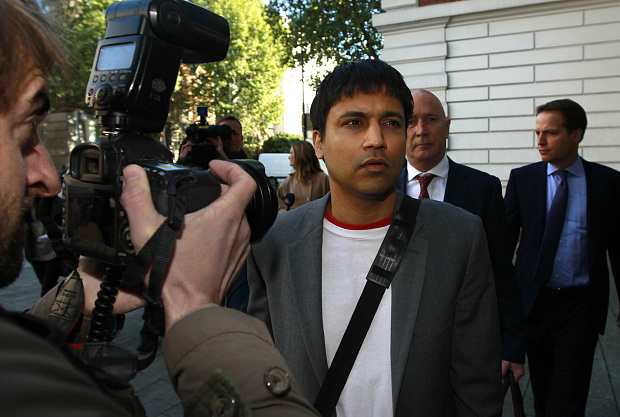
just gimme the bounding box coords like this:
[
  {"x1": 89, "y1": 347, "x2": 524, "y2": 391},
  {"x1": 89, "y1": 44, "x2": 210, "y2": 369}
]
[
  {"x1": 277, "y1": 141, "x2": 329, "y2": 214},
  {"x1": 218, "y1": 115, "x2": 247, "y2": 159},
  {"x1": 178, "y1": 114, "x2": 247, "y2": 165}
]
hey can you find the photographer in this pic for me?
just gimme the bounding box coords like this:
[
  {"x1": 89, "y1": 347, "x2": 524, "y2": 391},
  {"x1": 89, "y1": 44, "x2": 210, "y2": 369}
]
[
  {"x1": 178, "y1": 115, "x2": 247, "y2": 165},
  {"x1": 0, "y1": 0, "x2": 318, "y2": 415}
]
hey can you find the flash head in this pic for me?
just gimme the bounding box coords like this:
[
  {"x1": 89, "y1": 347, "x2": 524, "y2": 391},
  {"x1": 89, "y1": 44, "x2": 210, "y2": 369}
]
[{"x1": 85, "y1": 0, "x2": 230, "y2": 133}]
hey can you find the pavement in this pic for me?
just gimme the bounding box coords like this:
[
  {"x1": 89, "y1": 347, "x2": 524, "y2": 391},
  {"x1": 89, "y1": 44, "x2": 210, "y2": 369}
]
[{"x1": 2, "y1": 261, "x2": 620, "y2": 417}]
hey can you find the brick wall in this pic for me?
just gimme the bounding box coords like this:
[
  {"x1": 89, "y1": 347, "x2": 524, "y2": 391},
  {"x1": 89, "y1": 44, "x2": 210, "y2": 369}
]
[{"x1": 374, "y1": 0, "x2": 620, "y2": 185}]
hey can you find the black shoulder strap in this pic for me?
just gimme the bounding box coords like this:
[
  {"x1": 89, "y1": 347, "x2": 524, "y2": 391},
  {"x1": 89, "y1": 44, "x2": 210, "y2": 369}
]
[{"x1": 313, "y1": 196, "x2": 421, "y2": 417}]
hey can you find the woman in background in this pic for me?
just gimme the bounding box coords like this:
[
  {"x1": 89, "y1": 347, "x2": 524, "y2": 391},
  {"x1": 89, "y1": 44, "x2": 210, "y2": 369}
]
[{"x1": 277, "y1": 141, "x2": 329, "y2": 214}]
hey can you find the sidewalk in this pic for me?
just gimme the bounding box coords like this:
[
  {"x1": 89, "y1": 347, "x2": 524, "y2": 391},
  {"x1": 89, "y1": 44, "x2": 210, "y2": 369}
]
[{"x1": 2, "y1": 262, "x2": 619, "y2": 417}]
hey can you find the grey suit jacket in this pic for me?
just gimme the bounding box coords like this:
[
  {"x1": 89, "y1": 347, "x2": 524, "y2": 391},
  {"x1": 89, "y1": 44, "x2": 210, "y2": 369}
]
[
  {"x1": 396, "y1": 158, "x2": 527, "y2": 363},
  {"x1": 248, "y1": 192, "x2": 503, "y2": 417}
]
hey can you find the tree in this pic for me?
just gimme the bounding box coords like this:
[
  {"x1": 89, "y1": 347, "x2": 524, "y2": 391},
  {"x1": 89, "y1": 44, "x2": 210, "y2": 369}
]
[
  {"x1": 262, "y1": 133, "x2": 303, "y2": 153},
  {"x1": 44, "y1": 0, "x2": 288, "y2": 152},
  {"x1": 43, "y1": 0, "x2": 114, "y2": 112},
  {"x1": 174, "y1": 0, "x2": 288, "y2": 149},
  {"x1": 268, "y1": 0, "x2": 383, "y2": 71}
]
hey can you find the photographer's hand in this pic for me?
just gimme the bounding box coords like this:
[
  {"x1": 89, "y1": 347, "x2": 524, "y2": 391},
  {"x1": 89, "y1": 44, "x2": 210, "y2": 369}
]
[
  {"x1": 121, "y1": 161, "x2": 256, "y2": 329},
  {"x1": 80, "y1": 257, "x2": 145, "y2": 318},
  {"x1": 179, "y1": 140, "x2": 193, "y2": 159},
  {"x1": 208, "y1": 136, "x2": 228, "y2": 160}
]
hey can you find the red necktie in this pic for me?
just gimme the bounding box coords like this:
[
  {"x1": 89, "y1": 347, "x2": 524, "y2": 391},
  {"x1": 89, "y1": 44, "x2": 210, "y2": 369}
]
[{"x1": 415, "y1": 173, "x2": 436, "y2": 200}]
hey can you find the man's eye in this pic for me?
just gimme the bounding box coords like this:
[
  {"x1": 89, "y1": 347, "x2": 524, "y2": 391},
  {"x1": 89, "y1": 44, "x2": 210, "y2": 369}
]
[
  {"x1": 345, "y1": 119, "x2": 362, "y2": 125},
  {"x1": 385, "y1": 120, "x2": 401, "y2": 127},
  {"x1": 30, "y1": 121, "x2": 41, "y2": 138}
]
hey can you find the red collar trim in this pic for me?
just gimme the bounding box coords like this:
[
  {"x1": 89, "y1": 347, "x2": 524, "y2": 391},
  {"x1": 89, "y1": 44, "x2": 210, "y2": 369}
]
[{"x1": 324, "y1": 210, "x2": 393, "y2": 230}]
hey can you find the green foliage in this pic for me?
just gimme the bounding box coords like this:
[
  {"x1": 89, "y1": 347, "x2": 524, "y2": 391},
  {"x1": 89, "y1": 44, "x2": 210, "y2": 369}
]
[
  {"x1": 43, "y1": 0, "x2": 114, "y2": 111},
  {"x1": 174, "y1": 0, "x2": 288, "y2": 148},
  {"x1": 43, "y1": 0, "x2": 288, "y2": 151},
  {"x1": 269, "y1": 0, "x2": 383, "y2": 72},
  {"x1": 263, "y1": 2, "x2": 292, "y2": 67},
  {"x1": 262, "y1": 133, "x2": 303, "y2": 153}
]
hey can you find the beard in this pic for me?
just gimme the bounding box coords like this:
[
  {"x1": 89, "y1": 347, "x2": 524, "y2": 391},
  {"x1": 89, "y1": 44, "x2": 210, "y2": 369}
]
[
  {"x1": 0, "y1": 195, "x2": 32, "y2": 289},
  {"x1": 0, "y1": 222, "x2": 26, "y2": 288}
]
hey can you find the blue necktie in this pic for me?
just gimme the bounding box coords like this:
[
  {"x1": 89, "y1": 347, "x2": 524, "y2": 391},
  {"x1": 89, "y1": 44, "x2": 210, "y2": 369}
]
[{"x1": 534, "y1": 170, "x2": 569, "y2": 287}]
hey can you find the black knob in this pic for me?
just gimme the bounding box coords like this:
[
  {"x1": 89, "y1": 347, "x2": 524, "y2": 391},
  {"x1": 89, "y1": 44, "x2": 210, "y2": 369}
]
[{"x1": 94, "y1": 84, "x2": 113, "y2": 107}]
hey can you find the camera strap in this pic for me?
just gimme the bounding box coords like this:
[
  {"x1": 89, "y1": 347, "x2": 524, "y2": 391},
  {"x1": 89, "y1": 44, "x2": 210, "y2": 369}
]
[
  {"x1": 125, "y1": 189, "x2": 188, "y2": 338},
  {"x1": 313, "y1": 195, "x2": 420, "y2": 417}
]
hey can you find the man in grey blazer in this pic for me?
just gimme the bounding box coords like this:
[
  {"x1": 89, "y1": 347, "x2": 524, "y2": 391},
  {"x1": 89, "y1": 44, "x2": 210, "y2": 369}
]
[{"x1": 248, "y1": 59, "x2": 503, "y2": 416}]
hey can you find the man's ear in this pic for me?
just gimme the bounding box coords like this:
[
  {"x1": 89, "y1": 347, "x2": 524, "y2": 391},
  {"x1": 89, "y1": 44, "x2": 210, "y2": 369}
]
[
  {"x1": 571, "y1": 128, "x2": 584, "y2": 144},
  {"x1": 313, "y1": 130, "x2": 324, "y2": 160}
]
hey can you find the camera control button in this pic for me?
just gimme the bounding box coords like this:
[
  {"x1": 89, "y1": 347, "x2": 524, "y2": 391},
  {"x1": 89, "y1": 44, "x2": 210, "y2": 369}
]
[
  {"x1": 101, "y1": 74, "x2": 106, "y2": 82},
  {"x1": 93, "y1": 75, "x2": 98, "y2": 82},
  {"x1": 94, "y1": 84, "x2": 112, "y2": 106}
]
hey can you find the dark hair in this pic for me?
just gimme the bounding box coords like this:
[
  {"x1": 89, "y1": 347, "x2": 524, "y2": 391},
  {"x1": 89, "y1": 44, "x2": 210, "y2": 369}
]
[
  {"x1": 0, "y1": 0, "x2": 68, "y2": 113},
  {"x1": 217, "y1": 114, "x2": 242, "y2": 131},
  {"x1": 291, "y1": 141, "x2": 322, "y2": 184},
  {"x1": 536, "y1": 99, "x2": 587, "y2": 141},
  {"x1": 310, "y1": 59, "x2": 413, "y2": 139}
]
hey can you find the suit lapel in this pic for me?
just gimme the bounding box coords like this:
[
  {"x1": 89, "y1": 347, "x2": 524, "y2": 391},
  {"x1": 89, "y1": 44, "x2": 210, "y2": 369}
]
[
  {"x1": 288, "y1": 196, "x2": 330, "y2": 385},
  {"x1": 532, "y1": 162, "x2": 548, "y2": 233},
  {"x1": 390, "y1": 193, "x2": 428, "y2": 406},
  {"x1": 583, "y1": 158, "x2": 601, "y2": 271},
  {"x1": 444, "y1": 158, "x2": 468, "y2": 206}
]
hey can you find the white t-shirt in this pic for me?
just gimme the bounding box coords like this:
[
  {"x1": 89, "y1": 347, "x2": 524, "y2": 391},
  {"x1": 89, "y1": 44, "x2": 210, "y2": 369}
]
[{"x1": 322, "y1": 217, "x2": 393, "y2": 417}]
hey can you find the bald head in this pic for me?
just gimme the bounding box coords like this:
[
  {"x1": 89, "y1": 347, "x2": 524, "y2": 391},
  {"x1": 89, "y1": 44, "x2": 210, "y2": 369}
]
[
  {"x1": 406, "y1": 89, "x2": 450, "y2": 173},
  {"x1": 412, "y1": 90, "x2": 446, "y2": 118}
]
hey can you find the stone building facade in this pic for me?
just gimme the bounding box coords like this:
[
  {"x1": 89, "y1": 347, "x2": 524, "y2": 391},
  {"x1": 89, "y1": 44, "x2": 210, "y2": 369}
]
[
  {"x1": 374, "y1": 0, "x2": 620, "y2": 184},
  {"x1": 39, "y1": 111, "x2": 97, "y2": 171}
]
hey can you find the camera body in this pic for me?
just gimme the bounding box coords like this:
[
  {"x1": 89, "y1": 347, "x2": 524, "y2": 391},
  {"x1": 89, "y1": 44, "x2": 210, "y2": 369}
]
[
  {"x1": 63, "y1": 0, "x2": 277, "y2": 267},
  {"x1": 63, "y1": 133, "x2": 223, "y2": 265}
]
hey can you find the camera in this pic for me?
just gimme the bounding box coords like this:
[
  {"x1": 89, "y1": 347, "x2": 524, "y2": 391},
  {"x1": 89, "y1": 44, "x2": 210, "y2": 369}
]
[
  {"x1": 63, "y1": 0, "x2": 278, "y2": 267},
  {"x1": 182, "y1": 106, "x2": 233, "y2": 170}
]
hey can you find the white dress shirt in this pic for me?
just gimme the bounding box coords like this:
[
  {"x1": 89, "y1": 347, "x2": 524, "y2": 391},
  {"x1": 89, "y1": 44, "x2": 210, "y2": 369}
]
[{"x1": 405, "y1": 154, "x2": 450, "y2": 201}]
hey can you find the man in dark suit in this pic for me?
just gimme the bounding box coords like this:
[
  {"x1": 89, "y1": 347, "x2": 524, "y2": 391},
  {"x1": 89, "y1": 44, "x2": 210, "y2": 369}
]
[
  {"x1": 396, "y1": 89, "x2": 527, "y2": 381},
  {"x1": 505, "y1": 98, "x2": 620, "y2": 416}
]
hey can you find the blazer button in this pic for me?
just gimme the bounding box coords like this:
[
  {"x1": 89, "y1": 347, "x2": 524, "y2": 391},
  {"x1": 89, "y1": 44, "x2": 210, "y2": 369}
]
[
  {"x1": 264, "y1": 366, "x2": 291, "y2": 397},
  {"x1": 210, "y1": 394, "x2": 237, "y2": 417}
]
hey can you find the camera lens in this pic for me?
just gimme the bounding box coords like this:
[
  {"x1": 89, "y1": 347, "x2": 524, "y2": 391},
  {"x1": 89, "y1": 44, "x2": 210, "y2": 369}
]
[{"x1": 227, "y1": 160, "x2": 278, "y2": 243}]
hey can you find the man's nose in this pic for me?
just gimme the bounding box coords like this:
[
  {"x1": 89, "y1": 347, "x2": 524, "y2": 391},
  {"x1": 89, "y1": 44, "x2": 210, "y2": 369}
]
[
  {"x1": 414, "y1": 120, "x2": 426, "y2": 136},
  {"x1": 26, "y1": 140, "x2": 61, "y2": 197},
  {"x1": 363, "y1": 122, "x2": 387, "y2": 149}
]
